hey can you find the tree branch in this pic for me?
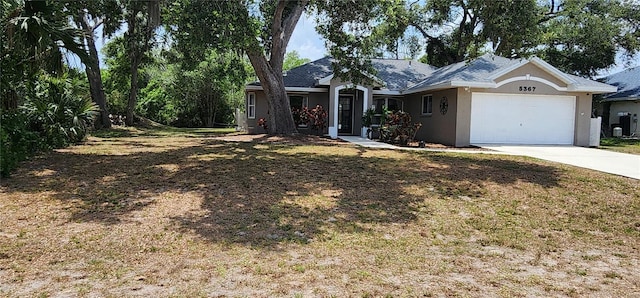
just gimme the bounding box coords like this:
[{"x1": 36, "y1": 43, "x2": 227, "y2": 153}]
[{"x1": 269, "y1": 0, "x2": 309, "y2": 73}]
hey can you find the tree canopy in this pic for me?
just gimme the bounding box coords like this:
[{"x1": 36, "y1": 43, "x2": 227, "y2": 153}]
[{"x1": 379, "y1": 0, "x2": 640, "y2": 76}]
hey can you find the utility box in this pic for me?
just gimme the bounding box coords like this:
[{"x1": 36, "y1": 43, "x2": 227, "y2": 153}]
[
  {"x1": 613, "y1": 127, "x2": 623, "y2": 137},
  {"x1": 620, "y1": 115, "x2": 631, "y2": 136},
  {"x1": 589, "y1": 117, "x2": 601, "y2": 147}
]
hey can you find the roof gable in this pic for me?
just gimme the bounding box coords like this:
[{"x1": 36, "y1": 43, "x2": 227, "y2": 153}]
[
  {"x1": 405, "y1": 54, "x2": 616, "y2": 94},
  {"x1": 493, "y1": 63, "x2": 568, "y2": 88}
]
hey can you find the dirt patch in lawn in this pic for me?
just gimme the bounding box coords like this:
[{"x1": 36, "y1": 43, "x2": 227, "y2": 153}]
[{"x1": 1, "y1": 127, "x2": 639, "y2": 297}]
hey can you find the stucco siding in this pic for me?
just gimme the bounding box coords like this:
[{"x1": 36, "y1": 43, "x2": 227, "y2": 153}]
[
  {"x1": 455, "y1": 88, "x2": 472, "y2": 147},
  {"x1": 491, "y1": 80, "x2": 569, "y2": 95},
  {"x1": 495, "y1": 64, "x2": 567, "y2": 88},
  {"x1": 246, "y1": 91, "x2": 269, "y2": 134},
  {"x1": 246, "y1": 91, "x2": 330, "y2": 134},
  {"x1": 574, "y1": 93, "x2": 593, "y2": 146},
  {"x1": 406, "y1": 88, "x2": 458, "y2": 146}
]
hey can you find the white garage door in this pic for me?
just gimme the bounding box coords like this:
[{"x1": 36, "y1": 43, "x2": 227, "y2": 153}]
[{"x1": 470, "y1": 93, "x2": 576, "y2": 145}]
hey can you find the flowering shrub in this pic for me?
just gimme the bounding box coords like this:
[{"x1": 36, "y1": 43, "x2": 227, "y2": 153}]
[
  {"x1": 379, "y1": 111, "x2": 422, "y2": 145},
  {"x1": 291, "y1": 107, "x2": 309, "y2": 126},
  {"x1": 306, "y1": 105, "x2": 328, "y2": 133},
  {"x1": 291, "y1": 105, "x2": 328, "y2": 134},
  {"x1": 257, "y1": 118, "x2": 268, "y2": 131}
]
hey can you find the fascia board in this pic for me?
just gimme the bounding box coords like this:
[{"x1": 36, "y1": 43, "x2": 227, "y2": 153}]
[
  {"x1": 529, "y1": 57, "x2": 575, "y2": 85},
  {"x1": 245, "y1": 86, "x2": 328, "y2": 93},
  {"x1": 567, "y1": 85, "x2": 618, "y2": 93},
  {"x1": 317, "y1": 74, "x2": 334, "y2": 85},
  {"x1": 373, "y1": 90, "x2": 402, "y2": 95}
]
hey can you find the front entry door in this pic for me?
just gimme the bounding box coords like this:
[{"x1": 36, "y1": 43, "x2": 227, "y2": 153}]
[{"x1": 338, "y1": 95, "x2": 353, "y2": 134}]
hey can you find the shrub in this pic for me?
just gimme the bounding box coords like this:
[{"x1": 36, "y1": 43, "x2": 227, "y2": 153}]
[
  {"x1": 379, "y1": 111, "x2": 422, "y2": 146},
  {"x1": 0, "y1": 111, "x2": 40, "y2": 177},
  {"x1": 258, "y1": 118, "x2": 268, "y2": 131},
  {"x1": 1, "y1": 74, "x2": 97, "y2": 177},
  {"x1": 21, "y1": 74, "x2": 98, "y2": 147},
  {"x1": 292, "y1": 105, "x2": 328, "y2": 134}
]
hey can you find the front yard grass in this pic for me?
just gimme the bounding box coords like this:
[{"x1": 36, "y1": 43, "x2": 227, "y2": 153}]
[
  {"x1": 600, "y1": 137, "x2": 640, "y2": 155},
  {"x1": 1, "y1": 127, "x2": 639, "y2": 297}
]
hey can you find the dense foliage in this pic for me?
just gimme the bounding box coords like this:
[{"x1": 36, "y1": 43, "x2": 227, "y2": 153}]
[
  {"x1": 1, "y1": 73, "x2": 97, "y2": 177},
  {"x1": 102, "y1": 39, "x2": 248, "y2": 127},
  {"x1": 1, "y1": 0, "x2": 97, "y2": 177}
]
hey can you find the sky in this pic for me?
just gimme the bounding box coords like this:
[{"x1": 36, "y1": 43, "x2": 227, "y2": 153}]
[{"x1": 285, "y1": 13, "x2": 327, "y2": 62}]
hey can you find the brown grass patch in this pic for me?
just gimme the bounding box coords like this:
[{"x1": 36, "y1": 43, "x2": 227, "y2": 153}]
[{"x1": 1, "y1": 127, "x2": 639, "y2": 297}]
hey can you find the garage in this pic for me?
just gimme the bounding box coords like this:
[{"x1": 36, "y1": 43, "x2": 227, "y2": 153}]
[{"x1": 470, "y1": 93, "x2": 576, "y2": 145}]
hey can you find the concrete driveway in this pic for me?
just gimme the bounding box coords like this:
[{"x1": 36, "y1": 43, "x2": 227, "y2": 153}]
[{"x1": 476, "y1": 145, "x2": 640, "y2": 180}]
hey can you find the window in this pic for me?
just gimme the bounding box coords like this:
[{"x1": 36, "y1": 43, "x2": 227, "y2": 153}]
[
  {"x1": 373, "y1": 97, "x2": 403, "y2": 113},
  {"x1": 289, "y1": 95, "x2": 308, "y2": 110},
  {"x1": 387, "y1": 98, "x2": 403, "y2": 111},
  {"x1": 422, "y1": 95, "x2": 433, "y2": 115},
  {"x1": 247, "y1": 92, "x2": 256, "y2": 119}
]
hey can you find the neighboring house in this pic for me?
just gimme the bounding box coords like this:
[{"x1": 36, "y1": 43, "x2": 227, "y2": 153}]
[
  {"x1": 245, "y1": 54, "x2": 616, "y2": 147},
  {"x1": 602, "y1": 66, "x2": 640, "y2": 136}
]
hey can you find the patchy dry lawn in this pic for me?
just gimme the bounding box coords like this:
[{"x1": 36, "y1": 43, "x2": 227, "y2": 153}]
[
  {"x1": 1, "y1": 127, "x2": 639, "y2": 297},
  {"x1": 600, "y1": 138, "x2": 640, "y2": 155}
]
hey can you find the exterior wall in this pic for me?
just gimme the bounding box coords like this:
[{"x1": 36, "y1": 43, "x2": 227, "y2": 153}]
[
  {"x1": 495, "y1": 64, "x2": 567, "y2": 88},
  {"x1": 405, "y1": 88, "x2": 458, "y2": 146},
  {"x1": 609, "y1": 100, "x2": 640, "y2": 135},
  {"x1": 574, "y1": 93, "x2": 594, "y2": 146},
  {"x1": 246, "y1": 90, "x2": 270, "y2": 133},
  {"x1": 490, "y1": 80, "x2": 568, "y2": 96},
  {"x1": 455, "y1": 88, "x2": 472, "y2": 147},
  {"x1": 245, "y1": 90, "x2": 329, "y2": 134},
  {"x1": 292, "y1": 92, "x2": 330, "y2": 135}
]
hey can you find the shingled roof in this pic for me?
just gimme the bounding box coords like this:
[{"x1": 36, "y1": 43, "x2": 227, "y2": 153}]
[
  {"x1": 405, "y1": 54, "x2": 515, "y2": 92},
  {"x1": 249, "y1": 56, "x2": 435, "y2": 91},
  {"x1": 248, "y1": 54, "x2": 615, "y2": 94},
  {"x1": 603, "y1": 66, "x2": 640, "y2": 101},
  {"x1": 405, "y1": 53, "x2": 615, "y2": 93}
]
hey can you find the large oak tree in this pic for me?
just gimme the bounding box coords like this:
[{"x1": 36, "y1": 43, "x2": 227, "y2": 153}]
[
  {"x1": 168, "y1": 0, "x2": 307, "y2": 134},
  {"x1": 167, "y1": 0, "x2": 402, "y2": 135}
]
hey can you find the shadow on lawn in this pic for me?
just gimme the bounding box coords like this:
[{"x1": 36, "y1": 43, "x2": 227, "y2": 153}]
[{"x1": 1, "y1": 136, "x2": 562, "y2": 247}]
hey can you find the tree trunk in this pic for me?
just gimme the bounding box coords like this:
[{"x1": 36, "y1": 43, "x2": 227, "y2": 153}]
[
  {"x1": 126, "y1": 8, "x2": 139, "y2": 127},
  {"x1": 79, "y1": 13, "x2": 111, "y2": 129},
  {"x1": 247, "y1": 51, "x2": 297, "y2": 135},
  {"x1": 241, "y1": 0, "x2": 308, "y2": 135},
  {"x1": 126, "y1": 56, "x2": 140, "y2": 126}
]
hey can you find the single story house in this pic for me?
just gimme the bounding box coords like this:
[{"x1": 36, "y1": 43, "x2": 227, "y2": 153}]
[
  {"x1": 602, "y1": 66, "x2": 640, "y2": 136},
  {"x1": 245, "y1": 54, "x2": 616, "y2": 147}
]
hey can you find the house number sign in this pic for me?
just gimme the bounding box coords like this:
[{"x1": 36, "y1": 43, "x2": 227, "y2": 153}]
[{"x1": 519, "y1": 86, "x2": 536, "y2": 92}]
